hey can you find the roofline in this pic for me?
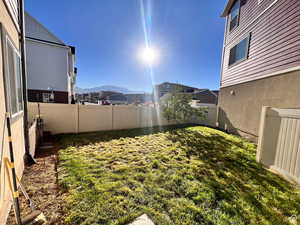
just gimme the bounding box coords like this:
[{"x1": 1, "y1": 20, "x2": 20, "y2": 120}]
[
  {"x1": 155, "y1": 82, "x2": 200, "y2": 90},
  {"x1": 26, "y1": 36, "x2": 67, "y2": 47},
  {"x1": 25, "y1": 11, "x2": 65, "y2": 44},
  {"x1": 221, "y1": 0, "x2": 236, "y2": 17}
]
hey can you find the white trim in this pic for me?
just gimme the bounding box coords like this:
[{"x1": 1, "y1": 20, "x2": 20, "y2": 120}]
[
  {"x1": 5, "y1": 35, "x2": 23, "y2": 117},
  {"x1": 228, "y1": 33, "x2": 251, "y2": 67},
  {"x1": 221, "y1": 65, "x2": 300, "y2": 88},
  {"x1": 220, "y1": 16, "x2": 228, "y2": 86},
  {"x1": 3, "y1": 0, "x2": 20, "y2": 32},
  {"x1": 224, "y1": 0, "x2": 279, "y2": 47}
]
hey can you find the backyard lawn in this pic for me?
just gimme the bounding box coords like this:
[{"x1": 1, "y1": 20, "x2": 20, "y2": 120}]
[{"x1": 57, "y1": 126, "x2": 300, "y2": 225}]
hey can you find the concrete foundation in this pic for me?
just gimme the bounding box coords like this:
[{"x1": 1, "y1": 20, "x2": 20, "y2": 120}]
[{"x1": 218, "y1": 69, "x2": 300, "y2": 142}]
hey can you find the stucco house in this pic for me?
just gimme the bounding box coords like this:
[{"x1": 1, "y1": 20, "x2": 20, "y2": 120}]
[
  {"x1": 0, "y1": 0, "x2": 27, "y2": 223},
  {"x1": 218, "y1": 0, "x2": 300, "y2": 141},
  {"x1": 25, "y1": 12, "x2": 77, "y2": 104}
]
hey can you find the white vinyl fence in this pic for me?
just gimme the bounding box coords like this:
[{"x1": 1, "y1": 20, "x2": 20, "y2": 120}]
[
  {"x1": 28, "y1": 120, "x2": 38, "y2": 157},
  {"x1": 28, "y1": 103, "x2": 217, "y2": 135},
  {"x1": 257, "y1": 106, "x2": 300, "y2": 184}
]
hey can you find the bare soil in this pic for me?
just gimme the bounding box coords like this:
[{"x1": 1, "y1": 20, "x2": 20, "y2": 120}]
[{"x1": 6, "y1": 138, "x2": 66, "y2": 225}]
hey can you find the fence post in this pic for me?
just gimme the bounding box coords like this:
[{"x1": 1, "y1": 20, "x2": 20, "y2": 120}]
[
  {"x1": 76, "y1": 104, "x2": 79, "y2": 134},
  {"x1": 256, "y1": 106, "x2": 271, "y2": 162},
  {"x1": 111, "y1": 105, "x2": 114, "y2": 130}
]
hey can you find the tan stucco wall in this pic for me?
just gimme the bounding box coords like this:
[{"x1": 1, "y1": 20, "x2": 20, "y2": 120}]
[
  {"x1": 0, "y1": 1, "x2": 24, "y2": 225},
  {"x1": 218, "y1": 70, "x2": 300, "y2": 141}
]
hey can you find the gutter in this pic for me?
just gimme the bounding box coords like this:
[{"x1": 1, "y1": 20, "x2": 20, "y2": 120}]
[{"x1": 19, "y1": 0, "x2": 36, "y2": 165}]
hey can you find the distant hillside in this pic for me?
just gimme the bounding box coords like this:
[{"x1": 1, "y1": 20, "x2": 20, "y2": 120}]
[{"x1": 75, "y1": 85, "x2": 145, "y2": 94}]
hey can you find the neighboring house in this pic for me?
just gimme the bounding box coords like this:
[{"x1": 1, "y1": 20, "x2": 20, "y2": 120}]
[
  {"x1": 25, "y1": 12, "x2": 76, "y2": 104},
  {"x1": 218, "y1": 0, "x2": 300, "y2": 140},
  {"x1": 160, "y1": 89, "x2": 218, "y2": 105},
  {"x1": 76, "y1": 91, "x2": 122, "y2": 104},
  {"x1": 192, "y1": 89, "x2": 218, "y2": 105},
  {"x1": 0, "y1": 0, "x2": 26, "y2": 223},
  {"x1": 154, "y1": 82, "x2": 200, "y2": 98}
]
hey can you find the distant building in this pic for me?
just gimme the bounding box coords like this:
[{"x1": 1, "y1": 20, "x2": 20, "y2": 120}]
[
  {"x1": 154, "y1": 82, "x2": 200, "y2": 98},
  {"x1": 160, "y1": 89, "x2": 219, "y2": 105},
  {"x1": 99, "y1": 91, "x2": 121, "y2": 100},
  {"x1": 76, "y1": 91, "x2": 123, "y2": 104},
  {"x1": 108, "y1": 93, "x2": 128, "y2": 105},
  {"x1": 125, "y1": 93, "x2": 152, "y2": 105},
  {"x1": 192, "y1": 89, "x2": 218, "y2": 105},
  {"x1": 25, "y1": 12, "x2": 76, "y2": 104}
]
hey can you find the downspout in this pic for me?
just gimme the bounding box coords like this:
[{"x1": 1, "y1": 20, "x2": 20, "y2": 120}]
[
  {"x1": 19, "y1": 0, "x2": 35, "y2": 165},
  {"x1": 216, "y1": 15, "x2": 228, "y2": 128}
]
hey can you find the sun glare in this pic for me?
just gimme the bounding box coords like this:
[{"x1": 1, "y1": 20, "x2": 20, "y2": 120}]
[{"x1": 139, "y1": 47, "x2": 158, "y2": 65}]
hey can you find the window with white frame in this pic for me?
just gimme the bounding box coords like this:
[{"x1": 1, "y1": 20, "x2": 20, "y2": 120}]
[
  {"x1": 229, "y1": 0, "x2": 240, "y2": 32},
  {"x1": 228, "y1": 34, "x2": 251, "y2": 66},
  {"x1": 5, "y1": 37, "x2": 23, "y2": 116}
]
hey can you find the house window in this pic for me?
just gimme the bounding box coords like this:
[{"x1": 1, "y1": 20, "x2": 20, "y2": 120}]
[
  {"x1": 5, "y1": 37, "x2": 23, "y2": 116},
  {"x1": 229, "y1": 0, "x2": 240, "y2": 32},
  {"x1": 228, "y1": 34, "x2": 251, "y2": 66}
]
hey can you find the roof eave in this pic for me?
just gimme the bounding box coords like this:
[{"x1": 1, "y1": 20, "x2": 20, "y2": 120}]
[{"x1": 221, "y1": 0, "x2": 235, "y2": 17}]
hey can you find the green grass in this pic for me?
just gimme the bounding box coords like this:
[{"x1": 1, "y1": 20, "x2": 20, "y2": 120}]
[{"x1": 57, "y1": 126, "x2": 300, "y2": 225}]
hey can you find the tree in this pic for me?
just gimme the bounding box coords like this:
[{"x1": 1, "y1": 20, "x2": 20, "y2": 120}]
[{"x1": 160, "y1": 88, "x2": 206, "y2": 123}]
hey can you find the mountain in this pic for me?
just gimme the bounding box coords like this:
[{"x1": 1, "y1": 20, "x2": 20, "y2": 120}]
[{"x1": 75, "y1": 85, "x2": 145, "y2": 94}]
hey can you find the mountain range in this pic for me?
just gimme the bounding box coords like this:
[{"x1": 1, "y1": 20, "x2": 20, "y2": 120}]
[{"x1": 75, "y1": 85, "x2": 146, "y2": 94}]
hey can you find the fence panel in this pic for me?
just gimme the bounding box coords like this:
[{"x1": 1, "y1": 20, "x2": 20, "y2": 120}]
[
  {"x1": 28, "y1": 103, "x2": 217, "y2": 134},
  {"x1": 39, "y1": 103, "x2": 78, "y2": 134},
  {"x1": 27, "y1": 102, "x2": 39, "y2": 124},
  {"x1": 192, "y1": 105, "x2": 217, "y2": 127},
  {"x1": 79, "y1": 105, "x2": 112, "y2": 132},
  {"x1": 28, "y1": 120, "x2": 37, "y2": 157},
  {"x1": 113, "y1": 106, "x2": 140, "y2": 130},
  {"x1": 257, "y1": 107, "x2": 300, "y2": 184}
]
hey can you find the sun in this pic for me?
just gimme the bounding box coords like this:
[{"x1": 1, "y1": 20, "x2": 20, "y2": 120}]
[{"x1": 139, "y1": 47, "x2": 158, "y2": 65}]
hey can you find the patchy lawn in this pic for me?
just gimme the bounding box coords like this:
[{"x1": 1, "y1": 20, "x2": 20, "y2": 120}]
[{"x1": 57, "y1": 126, "x2": 300, "y2": 225}]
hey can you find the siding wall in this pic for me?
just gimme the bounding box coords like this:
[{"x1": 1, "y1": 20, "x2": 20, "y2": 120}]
[
  {"x1": 221, "y1": 0, "x2": 300, "y2": 87},
  {"x1": 26, "y1": 39, "x2": 69, "y2": 92},
  {"x1": 0, "y1": 1, "x2": 25, "y2": 224}
]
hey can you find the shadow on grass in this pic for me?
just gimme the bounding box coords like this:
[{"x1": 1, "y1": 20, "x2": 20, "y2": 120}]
[
  {"x1": 56, "y1": 125, "x2": 300, "y2": 225},
  {"x1": 166, "y1": 128, "x2": 300, "y2": 225}
]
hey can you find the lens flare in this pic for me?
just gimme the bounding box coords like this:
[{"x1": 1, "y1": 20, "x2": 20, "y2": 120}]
[
  {"x1": 140, "y1": 0, "x2": 162, "y2": 127},
  {"x1": 139, "y1": 47, "x2": 158, "y2": 65}
]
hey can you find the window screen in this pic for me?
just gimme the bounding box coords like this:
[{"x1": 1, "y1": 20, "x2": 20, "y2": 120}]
[
  {"x1": 229, "y1": 0, "x2": 240, "y2": 31},
  {"x1": 7, "y1": 42, "x2": 18, "y2": 114},
  {"x1": 229, "y1": 35, "x2": 250, "y2": 66},
  {"x1": 6, "y1": 38, "x2": 23, "y2": 116}
]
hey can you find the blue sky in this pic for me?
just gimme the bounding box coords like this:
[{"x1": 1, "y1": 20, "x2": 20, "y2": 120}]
[{"x1": 25, "y1": 0, "x2": 227, "y2": 92}]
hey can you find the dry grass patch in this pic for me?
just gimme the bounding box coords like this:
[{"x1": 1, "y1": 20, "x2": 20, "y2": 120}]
[{"x1": 57, "y1": 126, "x2": 300, "y2": 225}]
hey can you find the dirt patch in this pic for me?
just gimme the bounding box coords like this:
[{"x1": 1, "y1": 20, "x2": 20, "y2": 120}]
[{"x1": 6, "y1": 139, "x2": 66, "y2": 225}]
